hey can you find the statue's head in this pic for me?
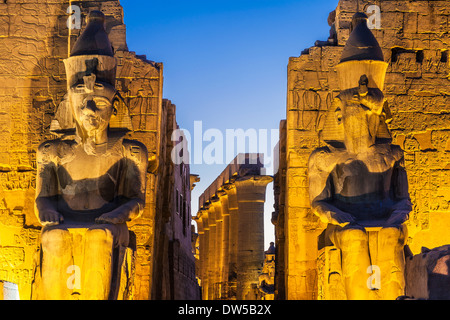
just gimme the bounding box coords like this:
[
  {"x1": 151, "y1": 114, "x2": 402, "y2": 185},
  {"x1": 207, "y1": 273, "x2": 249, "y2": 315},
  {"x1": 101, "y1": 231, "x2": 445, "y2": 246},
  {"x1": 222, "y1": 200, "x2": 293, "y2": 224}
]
[
  {"x1": 69, "y1": 73, "x2": 116, "y2": 135},
  {"x1": 334, "y1": 75, "x2": 385, "y2": 152},
  {"x1": 321, "y1": 12, "x2": 391, "y2": 150},
  {"x1": 58, "y1": 11, "x2": 131, "y2": 138}
]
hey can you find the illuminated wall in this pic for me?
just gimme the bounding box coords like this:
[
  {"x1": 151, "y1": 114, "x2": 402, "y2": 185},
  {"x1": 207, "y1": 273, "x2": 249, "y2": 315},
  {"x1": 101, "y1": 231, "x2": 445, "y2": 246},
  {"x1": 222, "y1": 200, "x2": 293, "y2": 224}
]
[
  {"x1": 274, "y1": 0, "x2": 450, "y2": 300},
  {"x1": 0, "y1": 0, "x2": 195, "y2": 300}
]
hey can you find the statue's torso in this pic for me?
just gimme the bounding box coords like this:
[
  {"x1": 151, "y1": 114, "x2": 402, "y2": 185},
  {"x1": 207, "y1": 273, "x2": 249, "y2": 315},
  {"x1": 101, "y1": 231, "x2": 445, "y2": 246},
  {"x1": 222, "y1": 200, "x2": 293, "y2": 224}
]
[
  {"x1": 38, "y1": 135, "x2": 145, "y2": 220},
  {"x1": 58, "y1": 144, "x2": 123, "y2": 212},
  {"x1": 316, "y1": 144, "x2": 403, "y2": 222}
]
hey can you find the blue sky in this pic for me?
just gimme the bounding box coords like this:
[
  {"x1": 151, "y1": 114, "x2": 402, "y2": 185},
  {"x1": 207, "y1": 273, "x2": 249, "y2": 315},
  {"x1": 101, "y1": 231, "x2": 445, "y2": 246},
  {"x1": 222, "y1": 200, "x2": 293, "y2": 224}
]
[{"x1": 121, "y1": 0, "x2": 339, "y2": 247}]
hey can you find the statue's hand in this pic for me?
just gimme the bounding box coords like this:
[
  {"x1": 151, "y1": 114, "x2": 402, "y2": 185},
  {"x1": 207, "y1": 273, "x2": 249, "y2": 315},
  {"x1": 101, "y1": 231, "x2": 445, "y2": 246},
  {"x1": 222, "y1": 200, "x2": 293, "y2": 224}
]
[
  {"x1": 384, "y1": 210, "x2": 409, "y2": 227},
  {"x1": 329, "y1": 211, "x2": 356, "y2": 227},
  {"x1": 39, "y1": 209, "x2": 64, "y2": 227},
  {"x1": 96, "y1": 210, "x2": 128, "y2": 225},
  {"x1": 96, "y1": 199, "x2": 142, "y2": 225}
]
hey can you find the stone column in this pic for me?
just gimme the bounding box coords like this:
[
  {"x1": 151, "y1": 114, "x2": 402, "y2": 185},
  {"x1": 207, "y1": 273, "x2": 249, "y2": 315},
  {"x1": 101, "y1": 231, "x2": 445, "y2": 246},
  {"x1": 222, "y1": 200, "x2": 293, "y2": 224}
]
[
  {"x1": 211, "y1": 196, "x2": 223, "y2": 300},
  {"x1": 207, "y1": 202, "x2": 217, "y2": 300},
  {"x1": 235, "y1": 175, "x2": 273, "y2": 300},
  {"x1": 225, "y1": 184, "x2": 239, "y2": 299},
  {"x1": 197, "y1": 207, "x2": 210, "y2": 300},
  {"x1": 218, "y1": 189, "x2": 230, "y2": 299}
]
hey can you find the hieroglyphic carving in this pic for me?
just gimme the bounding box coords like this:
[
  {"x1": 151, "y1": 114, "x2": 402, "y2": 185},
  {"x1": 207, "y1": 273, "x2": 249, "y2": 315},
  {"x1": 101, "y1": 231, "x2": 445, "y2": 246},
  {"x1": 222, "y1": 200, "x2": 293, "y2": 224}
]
[
  {"x1": 0, "y1": 171, "x2": 36, "y2": 191},
  {"x1": 0, "y1": 0, "x2": 165, "y2": 301},
  {"x1": 292, "y1": 89, "x2": 328, "y2": 132},
  {"x1": 280, "y1": 0, "x2": 450, "y2": 301},
  {"x1": 0, "y1": 247, "x2": 25, "y2": 269}
]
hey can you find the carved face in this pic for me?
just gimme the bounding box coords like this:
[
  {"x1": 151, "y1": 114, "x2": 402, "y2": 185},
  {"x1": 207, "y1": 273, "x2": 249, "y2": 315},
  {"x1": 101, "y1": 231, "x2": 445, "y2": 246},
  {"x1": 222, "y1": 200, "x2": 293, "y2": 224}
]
[
  {"x1": 336, "y1": 76, "x2": 385, "y2": 152},
  {"x1": 341, "y1": 103, "x2": 379, "y2": 146},
  {"x1": 69, "y1": 74, "x2": 117, "y2": 134}
]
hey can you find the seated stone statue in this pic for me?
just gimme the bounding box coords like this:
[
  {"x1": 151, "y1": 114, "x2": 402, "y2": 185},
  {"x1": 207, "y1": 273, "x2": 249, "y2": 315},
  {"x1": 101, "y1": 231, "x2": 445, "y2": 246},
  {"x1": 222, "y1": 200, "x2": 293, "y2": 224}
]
[
  {"x1": 34, "y1": 11, "x2": 148, "y2": 300},
  {"x1": 308, "y1": 13, "x2": 412, "y2": 300}
]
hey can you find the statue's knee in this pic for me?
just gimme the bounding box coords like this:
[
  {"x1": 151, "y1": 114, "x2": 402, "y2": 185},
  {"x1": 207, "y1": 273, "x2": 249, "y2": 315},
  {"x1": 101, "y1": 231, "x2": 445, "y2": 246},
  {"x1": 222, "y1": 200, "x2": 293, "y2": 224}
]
[
  {"x1": 86, "y1": 228, "x2": 114, "y2": 246},
  {"x1": 380, "y1": 226, "x2": 406, "y2": 246},
  {"x1": 336, "y1": 228, "x2": 368, "y2": 251},
  {"x1": 380, "y1": 227, "x2": 401, "y2": 237},
  {"x1": 41, "y1": 228, "x2": 71, "y2": 256}
]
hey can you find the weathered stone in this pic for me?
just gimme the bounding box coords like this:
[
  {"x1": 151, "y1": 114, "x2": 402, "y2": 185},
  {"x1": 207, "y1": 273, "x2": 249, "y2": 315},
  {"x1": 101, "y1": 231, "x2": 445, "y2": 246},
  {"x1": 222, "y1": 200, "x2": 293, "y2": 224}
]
[
  {"x1": 405, "y1": 245, "x2": 450, "y2": 300},
  {"x1": 33, "y1": 11, "x2": 148, "y2": 300},
  {"x1": 276, "y1": 0, "x2": 450, "y2": 300},
  {"x1": 413, "y1": 130, "x2": 435, "y2": 151},
  {"x1": 0, "y1": 0, "x2": 198, "y2": 300},
  {"x1": 308, "y1": 13, "x2": 411, "y2": 300}
]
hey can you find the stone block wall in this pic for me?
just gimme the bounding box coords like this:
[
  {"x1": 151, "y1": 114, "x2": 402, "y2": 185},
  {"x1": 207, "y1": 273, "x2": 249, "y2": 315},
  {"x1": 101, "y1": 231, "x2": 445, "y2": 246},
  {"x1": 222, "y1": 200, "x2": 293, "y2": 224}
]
[
  {"x1": 0, "y1": 0, "x2": 196, "y2": 300},
  {"x1": 275, "y1": 0, "x2": 450, "y2": 300},
  {"x1": 151, "y1": 99, "x2": 200, "y2": 300},
  {"x1": 0, "y1": 0, "x2": 78, "y2": 300}
]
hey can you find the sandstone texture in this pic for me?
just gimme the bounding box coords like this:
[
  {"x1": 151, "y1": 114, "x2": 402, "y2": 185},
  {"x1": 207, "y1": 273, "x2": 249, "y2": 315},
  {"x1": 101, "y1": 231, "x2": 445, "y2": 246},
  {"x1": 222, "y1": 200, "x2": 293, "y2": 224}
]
[
  {"x1": 0, "y1": 0, "x2": 197, "y2": 300},
  {"x1": 275, "y1": 0, "x2": 450, "y2": 300}
]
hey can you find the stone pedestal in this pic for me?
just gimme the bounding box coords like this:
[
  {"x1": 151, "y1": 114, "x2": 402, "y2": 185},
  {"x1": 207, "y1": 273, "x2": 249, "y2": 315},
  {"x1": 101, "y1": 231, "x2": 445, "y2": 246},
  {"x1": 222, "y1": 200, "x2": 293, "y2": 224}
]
[{"x1": 0, "y1": 281, "x2": 20, "y2": 300}]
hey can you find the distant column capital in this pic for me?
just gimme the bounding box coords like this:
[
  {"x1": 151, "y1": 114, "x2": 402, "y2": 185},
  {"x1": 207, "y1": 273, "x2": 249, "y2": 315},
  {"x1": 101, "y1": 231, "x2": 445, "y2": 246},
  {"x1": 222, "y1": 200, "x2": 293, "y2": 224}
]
[
  {"x1": 218, "y1": 190, "x2": 230, "y2": 217},
  {"x1": 235, "y1": 175, "x2": 273, "y2": 203},
  {"x1": 224, "y1": 184, "x2": 238, "y2": 210},
  {"x1": 211, "y1": 196, "x2": 223, "y2": 222},
  {"x1": 194, "y1": 215, "x2": 205, "y2": 234},
  {"x1": 208, "y1": 202, "x2": 218, "y2": 227},
  {"x1": 197, "y1": 207, "x2": 210, "y2": 231}
]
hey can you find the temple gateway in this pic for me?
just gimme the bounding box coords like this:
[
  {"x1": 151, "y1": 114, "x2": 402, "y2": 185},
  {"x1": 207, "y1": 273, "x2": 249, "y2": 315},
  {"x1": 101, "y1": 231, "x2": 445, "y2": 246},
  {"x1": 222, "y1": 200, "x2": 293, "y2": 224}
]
[{"x1": 0, "y1": 0, "x2": 449, "y2": 301}]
